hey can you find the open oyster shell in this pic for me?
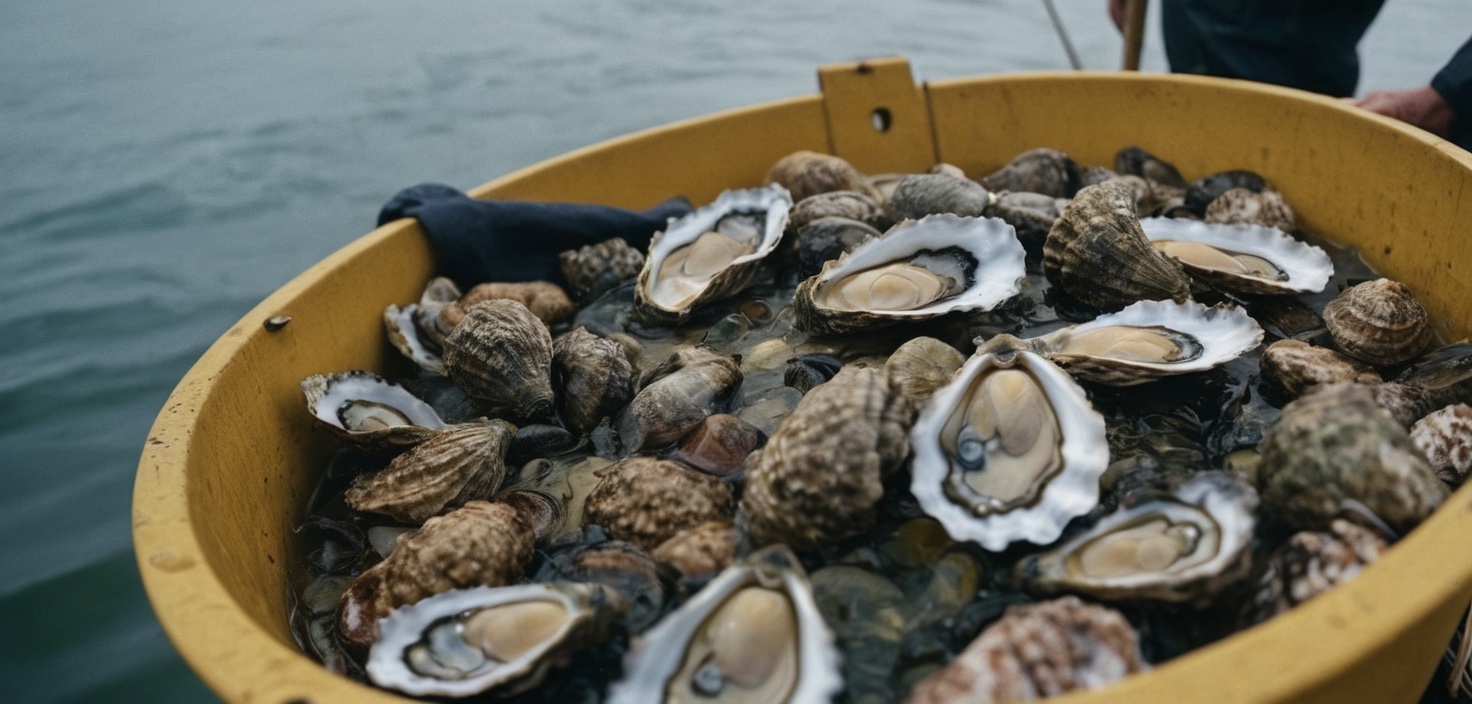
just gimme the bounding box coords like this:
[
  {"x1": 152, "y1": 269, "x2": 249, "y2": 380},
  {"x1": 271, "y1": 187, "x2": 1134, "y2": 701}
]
[
  {"x1": 792, "y1": 214, "x2": 1025, "y2": 336},
  {"x1": 366, "y1": 582, "x2": 625, "y2": 697},
  {"x1": 606, "y1": 545, "x2": 843, "y2": 704},
  {"x1": 910, "y1": 336, "x2": 1109, "y2": 551},
  {"x1": 301, "y1": 370, "x2": 448, "y2": 449},
  {"x1": 634, "y1": 184, "x2": 792, "y2": 324},
  {"x1": 1140, "y1": 217, "x2": 1332, "y2": 295}
]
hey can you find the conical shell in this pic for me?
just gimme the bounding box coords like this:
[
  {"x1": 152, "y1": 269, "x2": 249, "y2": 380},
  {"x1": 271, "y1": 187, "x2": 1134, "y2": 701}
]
[
  {"x1": 1323, "y1": 278, "x2": 1433, "y2": 366},
  {"x1": 1043, "y1": 179, "x2": 1192, "y2": 311},
  {"x1": 551, "y1": 327, "x2": 636, "y2": 436},
  {"x1": 345, "y1": 419, "x2": 516, "y2": 523},
  {"x1": 442, "y1": 299, "x2": 555, "y2": 421}
]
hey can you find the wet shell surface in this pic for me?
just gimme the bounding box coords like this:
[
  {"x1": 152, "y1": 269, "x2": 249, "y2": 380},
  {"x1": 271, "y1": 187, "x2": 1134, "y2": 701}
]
[
  {"x1": 559, "y1": 237, "x2": 646, "y2": 300},
  {"x1": 787, "y1": 190, "x2": 888, "y2": 233},
  {"x1": 582, "y1": 457, "x2": 734, "y2": 551},
  {"x1": 345, "y1": 419, "x2": 517, "y2": 523},
  {"x1": 1322, "y1": 278, "x2": 1433, "y2": 366},
  {"x1": 1140, "y1": 217, "x2": 1331, "y2": 295},
  {"x1": 551, "y1": 327, "x2": 636, "y2": 437},
  {"x1": 766, "y1": 150, "x2": 880, "y2": 203},
  {"x1": 441, "y1": 299, "x2": 556, "y2": 421},
  {"x1": 886, "y1": 173, "x2": 991, "y2": 221},
  {"x1": 366, "y1": 582, "x2": 625, "y2": 697},
  {"x1": 978, "y1": 147, "x2": 1082, "y2": 198},
  {"x1": 795, "y1": 216, "x2": 882, "y2": 279},
  {"x1": 301, "y1": 371, "x2": 447, "y2": 449},
  {"x1": 910, "y1": 337, "x2": 1109, "y2": 551},
  {"x1": 614, "y1": 346, "x2": 743, "y2": 452},
  {"x1": 1411, "y1": 403, "x2": 1472, "y2": 488},
  {"x1": 606, "y1": 545, "x2": 844, "y2": 704},
  {"x1": 650, "y1": 521, "x2": 738, "y2": 581},
  {"x1": 1043, "y1": 179, "x2": 1192, "y2": 311},
  {"x1": 792, "y1": 214, "x2": 1026, "y2": 336},
  {"x1": 1259, "y1": 338, "x2": 1381, "y2": 398},
  {"x1": 883, "y1": 336, "x2": 967, "y2": 408},
  {"x1": 1239, "y1": 518, "x2": 1389, "y2": 627},
  {"x1": 634, "y1": 185, "x2": 791, "y2": 324}
]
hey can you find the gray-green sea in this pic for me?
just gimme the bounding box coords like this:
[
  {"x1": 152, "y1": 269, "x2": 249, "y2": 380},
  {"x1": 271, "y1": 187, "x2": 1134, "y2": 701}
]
[{"x1": 2, "y1": 1, "x2": 1465, "y2": 702}]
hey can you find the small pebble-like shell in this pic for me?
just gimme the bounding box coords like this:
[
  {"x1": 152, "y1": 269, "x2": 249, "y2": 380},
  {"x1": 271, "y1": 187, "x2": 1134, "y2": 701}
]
[
  {"x1": 1323, "y1": 278, "x2": 1432, "y2": 366},
  {"x1": 741, "y1": 366, "x2": 913, "y2": 552},
  {"x1": 788, "y1": 190, "x2": 888, "y2": 232},
  {"x1": 551, "y1": 327, "x2": 636, "y2": 437},
  {"x1": 338, "y1": 500, "x2": 535, "y2": 647},
  {"x1": 582, "y1": 457, "x2": 734, "y2": 551},
  {"x1": 345, "y1": 419, "x2": 516, "y2": 523},
  {"x1": 1239, "y1": 518, "x2": 1389, "y2": 627},
  {"x1": 1411, "y1": 404, "x2": 1472, "y2": 488},
  {"x1": 614, "y1": 346, "x2": 743, "y2": 451},
  {"x1": 1260, "y1": 339, "x2": 1381, "y2": 398},
  {"x1": 1204, "y1": 187, "x2": 1296, "y2": 232},
  {"x1": 883, "y1": 336, "x2": 966, "y2": 408},
  {"x1": 442, "y1": 300, "x2": 556, "y2": 421},
  {"x1": 886, "y1": 173, "x2": 991, "y2": 221},
  {"x1": 446, "y1": 281, "x2": 575, "y2": 327},
  {"x1": 904, "y1": 596, "x2": 1149, "y2": 704},
  {"x1": 668, "y1": 413, "x2": 764, "y2": 477},
  {"x1": 558, "y1": 237, "x2": 646, "y2": 300},
  {"x1": 1043, "y1": 179, "x2": 1192, "y2": 311},
  {"x1": 979, "y1": 148, "x2": 1082, "y2": 198},
  {"x1": 649, "y1": 520, "x2": 737, "y2": 580},
  {"x1": 766, "y1": 150, "x2": 880, "y2": 202}
]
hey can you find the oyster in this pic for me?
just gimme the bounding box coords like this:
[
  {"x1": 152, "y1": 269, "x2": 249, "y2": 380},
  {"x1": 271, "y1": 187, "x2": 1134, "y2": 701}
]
[
  {"x1": 884, "y1": 336, "x2": 966, "y2": 408},
  {"x1": 1411, "y1": 404, "x2": 1472, "y2": 488},
  {"x1": 910, "y1": 335, "x2": 1109, "y2": 551},
  {"x1": 614, "y1": 346, "x2": 743, "y2": 452},
  {"x1": 982, "y1": 190, "x2": 1068, "y2": 255},
  {"x1": 787, "y1": 190, "x2": 887, "y2": 233},
  {"x1": 442, "y1": 299, "x2": 556, "y2": 421},
  {"x1": 1140, "y1": 218, "x2": 1332, "y2": 295},
  {"x1": 650, "y1": 521, "x2": 737, "y2": 582},
  {"x1": 766, "y1": 150, "x2": 880, "y2": 203},
  {"x1": 345, "y1": 419, "x2": 517, "y2": 523},
  {"x1": 301, "y1": 371, "x2": 447, "y2": 449},
  {"x1": 1204, "y1": 187, "x2": 1297, "y2": 232},
  {"x1": 536, "y1": 534, "x2": 672, "y2": 633},
  {"x1": 1239, "y1": 518, "x2": 1389, "y2": 626},
  {"x1": 449, "y1": 281, "x2": 575, "y2": 327},
  {"x1": 1259, "y1": 338, "x2": 1381, "y2": 399},
  {"x1": 559, "y1": 237, "x2": 646, "y2": 300},
  {"x1": 606, "y1": 545, "x2": 844, "y2": 704},
  {"x1": 1016, "y1": 472, "x2": 1258, "y2": 605},
  {"x1": 385, "y1": 277, "x2": 461, "y2": 374},
  {"x1": 979, "y1": 147, "x2": 1082, "y2": 198},
  {"x1": 1183, "y1": 169, "x2": 1267, "y2": 216},
  {"x1": 366, "y1": 582, "x2": 625, "y2": 697},
  {"x1": 669, "y1": 413, "x2": 764, "y2": 478},
  {"x1": 1114, "y1": 145, "x2": 1187, "y2": 189},
  {"x1": 792, "y1": 214, "x2": 1025, "y2": 336},
  {"x1": 634, "y1": 185, "x2": 792, "y2": 324},
  {"x1": 1323, "y1": 278, "x2": 1433, "y2": 366},
  {"x1": 1043, "y1": 179, "x2": 1192, "y2": 311},
  {"x1": 552, "y1": 327, "x2": 637, "y2": 437},
  {"x1": 582, "y1": 457, "x2": 734, "y2": 551},
  {"x1": 886, "y1": 173, "x2": 991, "y2": 221},
  {"x1": 1029, "y1": 299, "x2": 1264, "y2": 386},
  {"x1": 795, "y1": 216, "x2": 882, "y2": 279}
]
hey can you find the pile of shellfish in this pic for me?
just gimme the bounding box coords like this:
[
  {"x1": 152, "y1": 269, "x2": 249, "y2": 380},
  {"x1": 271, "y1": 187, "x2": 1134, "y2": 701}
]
[{"x1": 291, "y1": 146, "x2": 1472, "y2": 703}]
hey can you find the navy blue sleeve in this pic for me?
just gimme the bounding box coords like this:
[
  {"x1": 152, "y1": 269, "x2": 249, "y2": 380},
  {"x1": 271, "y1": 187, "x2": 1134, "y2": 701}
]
[
  {"x1": 378, "y1": 183, "x2": 693, "y2": 289},
  {"x1": 1431, "y1": 36, "x2": 1472, "y2": 149}
]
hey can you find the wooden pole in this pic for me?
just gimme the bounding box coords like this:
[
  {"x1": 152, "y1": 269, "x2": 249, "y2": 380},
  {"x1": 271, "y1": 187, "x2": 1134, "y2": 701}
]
[{"x1": 1122, "y1": 0, "x2": 1148, "y2": 71}]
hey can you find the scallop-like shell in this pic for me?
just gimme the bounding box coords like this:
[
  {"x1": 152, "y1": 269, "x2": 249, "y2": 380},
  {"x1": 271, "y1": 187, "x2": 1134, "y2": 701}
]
[
  {"x1": 884, "y1": 336, "x2": 967, "y2": 408},
  {"x1": 1259, "y1": 338, "x2": 1381, "y2": 398},
  {"x1": 614, "y1": 346, "x2": 743, "y2": 452},
  {"x1": 766, "y1": 150, "x2": 880, "y2": 202},
  {"x1": 1043, "y1": 179, "x2": 1192, "y2": 311},
  {"x1": 1140, "y1": 217, "x2": 1331, "y2": 295},
  {"x1": 1323, "y1": 278, "x2": 1433, "y2": 366},
  {"x1": 551, "y1": 327, "x2": 636, "y2": 437},
  {"x1": 442, "y1": 299, "x2": 555, "y2": 421},
  {"x1": 345, "y1": 419, "x2": 517, "y2": 523},
  {"x1": 910, "y1": 336, "x2": 1109, "y2": 551},
  {"x1": 1239, "y1": 518, "x2": 1389, "y2": 627},
  {"x1": 742, "y1": 366, "x2": 913, "y2": 552},
  {"x1": 792, "y1": 214, "x2": 1025, "y2": 336},
  {"x1": 582, "y1": 457, "x2": 733, "y2": 551},
  {"x1": 886, "y1": 173, "x2": 991, "y2": 221},
  {"x1": 1030, "y1": 300, "x2": 1264, "y2": 386},
  {"x1": 1411, "y1": 404, "x2": 1472, "y2": 488},
  {"x1": 1204, "y1": 187, "x2": 1297, "y2": 232},
  {"x1": 558, "y1": 237, "x2": 646, "y2": 300},
  {"x1": 633, "y1": 185, "x2": 791, "y2": 324},
  {"x1": 979, "y1": 148, "x2": 1083, "y2": 198},
  {"x1": 301, "y1": 371, "x2": 447, "y2": 449}
]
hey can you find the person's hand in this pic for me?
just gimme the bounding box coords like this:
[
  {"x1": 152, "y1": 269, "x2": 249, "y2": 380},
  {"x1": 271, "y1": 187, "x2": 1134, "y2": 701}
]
[
  {"x1": 1348, "y1": 86, "x2": 1456, "y2": 138},
  {"x1": 1108, "y1": 0, "x2": 1126, "y2": 31}
]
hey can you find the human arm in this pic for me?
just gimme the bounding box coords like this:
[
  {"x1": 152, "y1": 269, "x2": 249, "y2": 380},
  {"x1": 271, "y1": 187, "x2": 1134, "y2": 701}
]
[{"x1": 1349, "y1": 36, "x2": 1472, "y2": 140}]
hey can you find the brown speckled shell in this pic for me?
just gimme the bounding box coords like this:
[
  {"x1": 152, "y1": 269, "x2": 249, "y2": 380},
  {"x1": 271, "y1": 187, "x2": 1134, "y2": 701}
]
[
  {"x1": 904, "y1": 596, "x2": 1148, "y2": 704},
  {"x1": 1322, "y1": 278, "x2": 1432, "y2": 366},
  {"x1": 582, "y1": 457, "x2": 734, "y2": 551},
  {"x1": 788, "y1": 190, "x2": 888, "y2": 232},
  {"x1": 741, "y1": 366, "x2": 913, "y2": 552},
  {"x1": 1370, "y1": 381, "x2": 1437, "y2": 428},
  {"x1": 337, "y1": 500, "x2": 534, "y2": 647},
  {"x1": 766, "y1": 150, "x2": 880, "y2": 203},
  {"x1": 668, "y1": 413, "x2": 764, "y2": 477},
  {"x1": 979, "y1": 148, "x2": 1083, "y2": 198},
  {"x1": 1259, "y1": 339, "x2": 1381, "y2": 399},
  {"x1": 445, "y1": 281, "x2": 575, "y2": 327},
  {"x1": 558, "y1": 237, "x2": 646, "y2": 300},
  {"x1": 552, "y1": 327, "x2": 636, "y2": 436},
  {"x1": 344, "y1": 419, "x2": 516, "y2": 523},
  {"x1": 442, "y1": 300, "x2": 556, "y2": 421},
  {"x1": 649, "y1": 520, "x2": 737, "y2": 580},
  {"x1": 1239, "y1": 518, "x2": 1388, "y2": 627},
  {"x1": 886, "y1": 173, "x2": 991, "y2": 221},
  {"x1": 1256, "y1": 382, "x2": 1448, "y2": 534},
  {"x1": 1204, "y1": 187, "x2": 1297, "y2": 232},
  {"x1": 883, "y1": 336, "x2": 966, "y2": 408},
  {"x1": 614, "y1": 346, "x2": 743, "y2": 451},
  {"x1": 1043, "y1": 179, "x2": 1192, "y2": 311},
  {"x1": 1411, "y1": 404, "x2": 1472, "y2": 488}
]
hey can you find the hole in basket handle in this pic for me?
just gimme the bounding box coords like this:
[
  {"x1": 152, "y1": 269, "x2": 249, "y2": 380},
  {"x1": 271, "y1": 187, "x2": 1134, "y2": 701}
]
[{"x1": 871, "y1": 107, "x2": 892, "y2": 133}]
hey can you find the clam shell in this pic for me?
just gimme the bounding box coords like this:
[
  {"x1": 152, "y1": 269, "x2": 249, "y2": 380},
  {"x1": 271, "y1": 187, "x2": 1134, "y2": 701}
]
[
  {"x1": 1115, "y1": 145, "x2": 1187, "y2": 188},
  {"x1": 582, "y1": 457, "x2": 733, "y2": 551},
  {"x1": 442, "y1": 299, "x2": 556, "y2": 421},
  {"x1": 345, "y1": 419, "x2": 517, "y2": 523},
  {"x1": 1323, "y1": 278, "x2": 1433, "y2": 366},
  {"x1": 551, "y1": 327, "x2": 636, "y2": 437},
  {"x1": 1043, "y1": 179, "x2": 1192, "y2": 311},
  {"x1": 614, "y1": 346, "x2": 743, "y2": 452},
  {"x1": 1140, "y1": 217, "x2": 1331, "y2": 295},
  {"x1": 301, "y1": 371, "x2": 447, "y2": 449}
]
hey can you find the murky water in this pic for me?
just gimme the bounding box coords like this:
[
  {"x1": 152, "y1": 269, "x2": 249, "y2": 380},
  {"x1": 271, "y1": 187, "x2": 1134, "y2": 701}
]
[{"x1": 2, "y1": 1, "x2": 1466, "y2": 702}]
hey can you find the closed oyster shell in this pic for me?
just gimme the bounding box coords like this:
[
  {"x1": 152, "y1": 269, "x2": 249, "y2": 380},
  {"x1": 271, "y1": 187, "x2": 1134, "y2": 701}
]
[
  {"x1": 345, "y1": 419, "x2": 517, "y2": 523},
  {"x1": 982, "y1": 190, "x2": 1068, "y2": 255},
  {"x1": 552, "y1": 327, "x2": 636, "y2": 436},
  {"x1": 1204, "y1": 186, "x2": 1297, "y2": 232},
  {"x1": 1323, "y1": 278, "x2": 1433, "y2": 366},
  {"x1": 1043, "y1": 179, "x2": 1192, "y2": 311},
  {"x1": 766, "y1": 150, "x2": 880, "y2": 202},
  {"x1": 884, "y1": 336, "x2": 966, "y2": 408},
  {"x1": 1184, "y1": 169, "x2": 1267, "y2": 216},
  {"x1": 385, "y1": 277, "x2": 460, "y2": 374},
  {"x1": 1114, "y1": 145, "x2": 1187, "y2": 189},
  {"x1": 668, "y1": 413, "x2": 764, "y2": 477},
  {"x1": 614, "y1": 346, "x2": 743, "y2": 452},
  {"x1": 904, "y1": 595, "x2": 1148, "y2": 704},
  {"x1": 301, "y1": 371, "x2": 448, "y2": 449},
  {"x1": 1239, "y1": 518, "x2": 1389, "y2": 627},
  {"x1": 979, "y1": 148, "x2": 1083, "y2": 198},
  {"x1": 1259, "y1": 339, "x2": 1381, "y2": 398},
  {"x1": 448, "y1": 281, "x2": 575, "y2": 327},
  {"x1": 788, "y1": 190, "x2": 888, "y2": 232},
  {"x1": 559, "y1": 237, "x2": 646, "y2": 300},
  {"x1": 442, "y1": 300, "x2": 556, "y2": 421},
  {"x1": 650, "y1": 520, "x2": 737, "y2": 581},
  {"x1": 582, "y1": 457, "x2": 733, "y2": 551},
  {"x1": 1140, "y1": 217, "x2": 1332, "y2": 295},
  {"x1": 1411, "y1": 403, "x2": 1472, "y2": 488},
  {"x1": 742, "y1": 366, "x2": 913, "y2": 552},
  {"x1": 886, "y1": 173, "x2": 991, "y2": 221}
]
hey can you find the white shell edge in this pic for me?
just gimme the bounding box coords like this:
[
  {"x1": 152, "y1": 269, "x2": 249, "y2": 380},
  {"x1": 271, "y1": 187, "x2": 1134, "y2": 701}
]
[
  {"x1": 1040, "y1": 299, "x2": 1265, "y2": 376},
  {"x1": 301, "y1": 371, "x2": 448, "y2": 431},
  {"x1": 1140, "y1": 217, "x2": 1333, "y2": 293}
]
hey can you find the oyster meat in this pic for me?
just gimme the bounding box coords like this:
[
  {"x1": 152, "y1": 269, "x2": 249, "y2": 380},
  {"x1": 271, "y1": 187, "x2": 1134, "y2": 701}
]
[
  {"x1": 1140, "y1": 217, "x2": 1332, "y2": 295},
  {"x1": 301, "y1": 370, "x2": 447, "y2": 449}
]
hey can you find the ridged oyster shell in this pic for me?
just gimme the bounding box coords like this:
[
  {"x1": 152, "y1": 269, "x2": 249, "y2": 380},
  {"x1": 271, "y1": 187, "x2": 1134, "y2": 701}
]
[
  {"x1": 1043, "y1": 179, "x2": 1192, "y2": 311},
  {"x1": 910, "y1": 336, "x2": 1109, "y2": 551},
  {"x1": 551, "y1": 327, "x2": 636, "y2": 437},
  {"x1": 1323, "y1": 278, "x2": 1433, "y2": 366},
  {"x1": 301, "y1": 370, "x2": 447, "y2": 449},
  {"x1": 345, "y1": 419, "x2": 517, "y2": 523},
  {"x1": 582, "y1": 456, "x2": 734, "y2": 551},
  {"x1": 634, "y1": 184, "x2": 791, "y2": 324},
  {"x1": 606, "y1": 545, "x2": 843, "y2": 704},
  {"x1": 442, "y1": 299, "x2": 556, "y2": 421},
  {"x1": 792, "y1": 214, "x2": 1025, "y2": 336},
  {"x1": 1140, "y1": 217, "x2": 1332, "y2": 295}
]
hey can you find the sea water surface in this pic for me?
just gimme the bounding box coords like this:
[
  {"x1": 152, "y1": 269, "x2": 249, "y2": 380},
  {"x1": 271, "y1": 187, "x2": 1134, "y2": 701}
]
[{"x1": 1, "y1": 1, "x2": 1466, "y2": 702}]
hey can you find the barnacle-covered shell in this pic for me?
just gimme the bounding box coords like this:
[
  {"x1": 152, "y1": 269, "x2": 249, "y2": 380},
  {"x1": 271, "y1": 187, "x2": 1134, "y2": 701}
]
[
  {"x1": 302, "y1": 371, "x2": 447, "y2": 449},
  {"x1": 1043, "y1": 179, "x2": 1192, "y2": 311},
  {"x1": 979, "y1": 148, "x2": 1083, "y2": 198},
  {"x1": 614, "y1": 346, "x2": 743, "y2": 452},
  {"x1": 766, "y1": 150, "x2": 880, "y2": 202},
  {"x1": 796, "y1": 216, "x2": 882, "y2": 279},
  {"x1": 551, "y1": 327, "x2": 636, "y2": 437},
  {"x1": 1015, "y1": 472, "x2": 1258, "y2": 605},
  {"x1": 339, "y1": 500, "x2": 535, "y2": 647},
  {"x1": 1256, "y1": 382, "x2": 1448, "y2": 534},
  {"x1": 366, "y1": 582, "x2": 625, "y2": 697},
  {"x1": 442, "y1": 300, "x2": 555, "y2": 421},
  {"x1": 792, "y1": 214, "x2": 1025, "y2": 336},
  {"x1": 1259, "y1": 339, "x2": 1381, "y2": 398},
  {"x1": 886, "y1": 173, "x2": 991, "y2": 221},
  {"x1": 788, "y1": 190, "x2": 887, "y2": 232},
  {"x1": 345, "y1": 419, "x2": 516, "y2": 523},
  {"x1": 1030, "y1": 300, "x2": 1263, "y2": 386},
  {"x1": 1323, "y1": 278, "x2": 1433, "y2": 366},
  {"x1": 582, "y1": 457, "x2": 733, "y2": 551},
  {"x1": 1411, "y1": 404, "x2": 1472, "y2": 488},
  {"x1": 905, "y1": 596, "x2": 1148, "y2": 704},
  {"x1": 448, "y1": 281, "x2": 576, "y2": 327},
  {"x1": 650, "y1": 521, "x2": 737, "y2": 581},
  {"x1": 910, "y1": 336, "x2": 1109, "y2": 551},
  {"x1": 634, "y1": 185, "x2": 791, "y2": 324},
  {"x1": 742, "y1": 366, "x2": 914, "y2": 552},
  {"x1": 1239, "y1": 518, "x2": 1389, "y2": 627},
  {"x1": 559, "y1": 237, "x2": 646, "y2": 300},
  {"x1": 1204, "y1": 187, "x2": 1297, "y2": 232},
  {"x1": 884, "y1": 336, "x2": 966, "y2": 407},
  {"x1": 1140, "y1": 218, "x2": 1332, "y2": 295},
  {"x1": 607, "y1": 545, "x2": 843, "y2": 704}
]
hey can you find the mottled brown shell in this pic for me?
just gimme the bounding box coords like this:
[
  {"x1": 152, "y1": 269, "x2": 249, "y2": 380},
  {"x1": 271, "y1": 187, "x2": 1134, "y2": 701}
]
[
  {"x1": 338, "y1": 500, "x2": 534, "y2": 647},
  {"x1": 667, "y1": 413, "x2": 764, "y2": 477},
  {"x1": 1411, "y1": 404, "x2": 1472, "y2": 488},
  {"x1": 1204, "y1": 187, "x2": 1297, "y2": 232},
  {"x1": 1323, "y1": 278, "x2": 1432, "y2": 366},
  {"x1": 886, "y1": 173, "x2": 991, "y2": 221},
  {"x1": 1239, "y1": 518, "x2": 1388, "y2": 627},
  {"x1": 445, "y1": 281, "x2": 575, "y2": 327},
  {"x1": 649, "y1": 520, "x2": 737, "y2": 580},
  {"x1": 979, "y1": 148, "x2": 1083, "y2": 198},
  {"x1": 788, "y1": 190, "x2": 888, "y2": 232},
  {"x1": 442, "y1": 300, "x2": 555, "y2": 421},
  {"x1": 905, "y1": 596, "x2": 1148, "y2": 704},
  {"x1": 558, "y1": 237, "x2": 646, "y2": 300},
  {"x1": 883, "y1": 336, "x2": 966, "y2": 408},
  {"x1": 345, "y1": 419, "x2": 516, "y2": 523},
  {"x1": 582, "y1": 457, "x2": 734, "y2": 551},
  {"x1": 1256, "y1": 382, "x2": 1448, "y2": 534},
  {"x1": 551, "y1": 327, "x2": 636, "y2": 436},
  {"x1": 1259, "y1": 339, "x2": 1381, "y2": 399},
  {"x1": 766, "y1": 150, "x2": 880, "y2": 203},
  {"x1": 1371, "y1": 381, "x2": 1437, "y2": 428},
  {"x1": 1043, "y1": 179, "x2": 1192, "y2": 311},
  {"x1": 741, "y1": 366, "x2": 914, "y2": 552},
  {"x1": 614, "y1": 346, "x2": 743, "y2": 451}
]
